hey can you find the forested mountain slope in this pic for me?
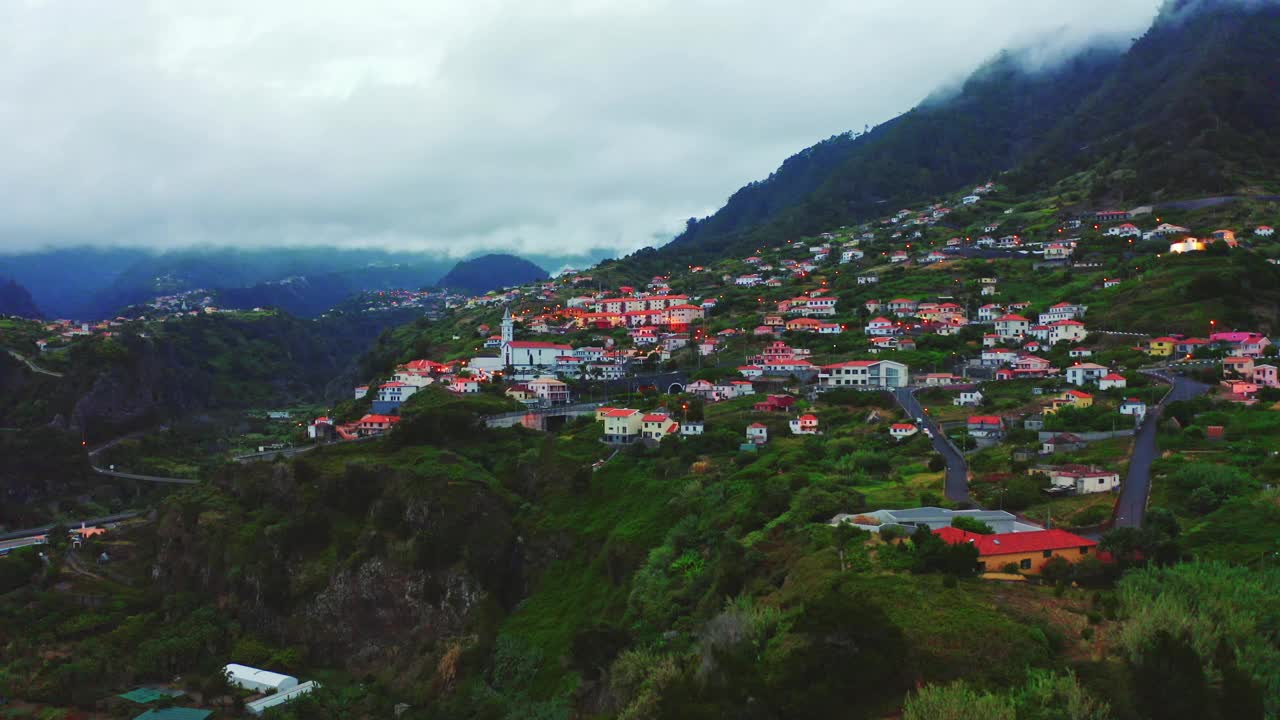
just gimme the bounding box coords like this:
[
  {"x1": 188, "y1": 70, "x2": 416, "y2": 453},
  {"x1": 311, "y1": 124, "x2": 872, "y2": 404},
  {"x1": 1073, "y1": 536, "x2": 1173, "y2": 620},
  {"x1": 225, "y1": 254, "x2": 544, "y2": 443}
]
[
  {"x1": 658, "y1": 0, "x2": 1280, "y2": 266},
  {"x1": 0, "y1": 278, "x2": 41, "y2": 318}
]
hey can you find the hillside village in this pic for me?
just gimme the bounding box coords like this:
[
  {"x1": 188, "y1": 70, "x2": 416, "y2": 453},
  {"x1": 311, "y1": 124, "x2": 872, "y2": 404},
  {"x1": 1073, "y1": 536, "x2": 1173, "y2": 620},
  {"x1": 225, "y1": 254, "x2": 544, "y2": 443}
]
[
  {"x1": 324, "y1": 185, "x2": 1278, "y2": 499},
  {"x1": 5, "y1": 2, "x2": 1280, "y2": 717}
]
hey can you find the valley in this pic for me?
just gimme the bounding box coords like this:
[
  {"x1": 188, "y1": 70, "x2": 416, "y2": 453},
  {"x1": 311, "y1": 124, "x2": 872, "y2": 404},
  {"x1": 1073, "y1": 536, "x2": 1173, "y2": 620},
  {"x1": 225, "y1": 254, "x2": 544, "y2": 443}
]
[{"x1": 1, "y1": 2, "x2": 1279, "y2": 719}]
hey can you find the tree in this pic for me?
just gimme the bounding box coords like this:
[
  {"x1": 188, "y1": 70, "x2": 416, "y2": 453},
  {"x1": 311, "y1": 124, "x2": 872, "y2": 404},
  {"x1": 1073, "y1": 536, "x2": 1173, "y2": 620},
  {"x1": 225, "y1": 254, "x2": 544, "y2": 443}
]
[
  {"x1": 1131, "y1": 631, "x2": 1210, "y2": 720},
  {"x1": 1038, "y1": 556, "x2": 1074, "y2": 583},
  {"x1": 951, "y1": 516, "x2": 995, "y2": 534},
  {"x1": 1012, "y1": 670, "x2": 1111, "y2": 720},
  {"x1": 831, "y1": 522, "x2": 864, "y2": 571},
  {"x1": 763, "y1": 579, "x2": 909, "y2": 717},
  {"x1": 903, "y1": 682, "x2": 1015, "y2": 720},
  {"x1": 910, "y1": 526, "x2": 978, "y2": 577}
]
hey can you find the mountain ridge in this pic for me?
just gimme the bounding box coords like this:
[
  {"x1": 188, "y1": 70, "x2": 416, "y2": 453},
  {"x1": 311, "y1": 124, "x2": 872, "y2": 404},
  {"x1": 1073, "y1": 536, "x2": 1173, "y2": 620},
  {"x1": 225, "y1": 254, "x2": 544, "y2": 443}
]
[
  {"x1": 651, "y1": 0, "x2": 1280, "y2": 266},
  {"x1": 436, "y1": 253, "x2": 549, "y2": 294},
  {"x1": 0, "y1": 278, "x2": 42, "y2": 319}
]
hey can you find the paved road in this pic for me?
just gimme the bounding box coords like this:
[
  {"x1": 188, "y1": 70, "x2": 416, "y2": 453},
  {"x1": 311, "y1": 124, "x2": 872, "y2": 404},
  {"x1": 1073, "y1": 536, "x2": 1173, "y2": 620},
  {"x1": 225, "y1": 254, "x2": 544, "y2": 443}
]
[
  {"x1": 894, "y1": 387, "x2": 970, "y2": 503},
  {"x1": 89, "y1": 466, "x2": 199, "y2": 484},
  {"x1": 0, "y1": 511, "x2": 142, "y2": 542},
  {"x1": 1113, "y1": 370, "x2": 1211, "y2": 529},
  {"x1": 86, "y1": 427, "x2": 198, "y2": 484},
  {"x1": 0, "y1": 535, "x2": 48, "y2": 554},
  {"x1": 4, "y1": 348, "x2": 63, "y2": 377}
]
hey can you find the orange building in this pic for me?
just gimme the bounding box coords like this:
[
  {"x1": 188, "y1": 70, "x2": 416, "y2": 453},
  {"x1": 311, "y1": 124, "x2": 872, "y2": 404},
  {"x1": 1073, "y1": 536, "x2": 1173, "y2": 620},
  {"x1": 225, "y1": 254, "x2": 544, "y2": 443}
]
[{"x1": 935, "y1": 527, "x2": 1098, "y2": 574}]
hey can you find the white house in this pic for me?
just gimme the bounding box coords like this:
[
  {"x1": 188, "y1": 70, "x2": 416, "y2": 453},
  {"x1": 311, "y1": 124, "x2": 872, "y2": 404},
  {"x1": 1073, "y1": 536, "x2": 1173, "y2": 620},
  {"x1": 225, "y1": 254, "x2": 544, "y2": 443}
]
[
  {"x1": 1098, "y1": 373, "x2": 1127, "y2": 390},
  {"x1": 1105, "y1": 223, "x2": 1141, "y2": 237},
  {"x1": 994, "y1": 314, "x2": 1030, "y2": 339},
  {"x1": 961, "y1": 195, "x2": 980, "y2": 205},
  {"x1": 1044, "y1": 242, "x2": 1076, "y2": 261},
  {"x1": 1255, "y1": 226, "x2": 1275, "y2": 237},
  {"x1": 714, "y1": 380, "x2": 755, "y2": 399},
  {"x1": 1065, "y1": 363, "x2": 1108, "y2": 386},
  {"x1": 1041, "y1": 466, "x2": 1120, "y2": 495},
  {"x1": 307, "y1": 416, "x2": 332, "y2": 440},
  {"x1": 225, "y1": 664, "x2": 300, "y2": 694},
  {"x1": 954, "y1": 390, "x2": 984, "y2": 407},
  {"x1": 865, "y1": 317, "x2": 897, "y2": 336},
  {"x1": 1119, "y1": 397, "x2": 1147, "y2": 420},
  {"x1": 890, "y1": 423, "x2": 919, "y2": 440},
  {"x1": 680, "y1": 421, "x2": 705, "y2": 436},
  {"x1": 1038, "y1": 302, "x2": 1087, "y2": 324},
  {"x1": 746, "y1": 423, "x2": 769, "y2": 445},
  {"x1": 1068, "y1": 347, "x2": 1092, "y2": 358},
  {"x1": 1150, "y1": 222, "x2": 1192, "y2": 237},
  {"x1": 375, "y1": 381, "x2": 418, "y2": 407},
  {"x1": 450, "y1": 378, "x2": 481, "y2": 394},
  {"x1": 819, "y1": 359, "x2": 909, "y2": 388}
]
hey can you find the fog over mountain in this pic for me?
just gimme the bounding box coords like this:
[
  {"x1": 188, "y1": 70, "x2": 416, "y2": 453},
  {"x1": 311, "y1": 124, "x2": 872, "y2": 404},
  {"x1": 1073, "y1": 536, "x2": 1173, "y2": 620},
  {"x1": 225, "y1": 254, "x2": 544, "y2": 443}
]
[{"x1": 0, "y1": 1, "x2": 1161, "y2": 260}]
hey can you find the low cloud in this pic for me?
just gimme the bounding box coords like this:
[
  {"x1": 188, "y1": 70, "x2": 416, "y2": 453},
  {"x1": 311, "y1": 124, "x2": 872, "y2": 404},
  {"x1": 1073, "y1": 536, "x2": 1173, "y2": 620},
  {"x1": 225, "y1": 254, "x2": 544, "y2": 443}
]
[{"x1": 0, "y1": 1, "x2": 1161, "y2": 258}]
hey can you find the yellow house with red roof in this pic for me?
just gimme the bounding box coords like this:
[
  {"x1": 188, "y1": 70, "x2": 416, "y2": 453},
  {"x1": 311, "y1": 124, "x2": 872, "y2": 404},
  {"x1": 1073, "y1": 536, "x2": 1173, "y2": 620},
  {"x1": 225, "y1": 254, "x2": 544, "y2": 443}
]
[
  {"x1": 1046, "y1": 390, "x2": 1094, "y2": 414},
  {"x1": 1147, "y1": 337, "x2": 1177, "y2": 357}
]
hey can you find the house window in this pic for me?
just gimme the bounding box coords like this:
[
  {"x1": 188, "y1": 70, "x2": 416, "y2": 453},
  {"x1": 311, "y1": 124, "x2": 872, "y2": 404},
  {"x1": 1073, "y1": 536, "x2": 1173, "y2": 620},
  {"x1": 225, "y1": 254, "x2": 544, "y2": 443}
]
[
  {"x1": 1042, "y1": 550, "x2": 1052, "y2": 559},
  {"x1": 1080, "y1": 547, "x2": 1089, "y2": 555},
  {"x1": 1020, "y1": 558, "x2": 1032, "y2": 570}
]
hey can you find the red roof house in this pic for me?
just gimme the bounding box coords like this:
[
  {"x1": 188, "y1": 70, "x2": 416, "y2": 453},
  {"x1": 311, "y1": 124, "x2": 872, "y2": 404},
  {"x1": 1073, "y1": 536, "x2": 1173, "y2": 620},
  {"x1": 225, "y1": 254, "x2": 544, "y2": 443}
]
[{"x1": 935, "y1": 527, "x2": 1099, "y2": 574}]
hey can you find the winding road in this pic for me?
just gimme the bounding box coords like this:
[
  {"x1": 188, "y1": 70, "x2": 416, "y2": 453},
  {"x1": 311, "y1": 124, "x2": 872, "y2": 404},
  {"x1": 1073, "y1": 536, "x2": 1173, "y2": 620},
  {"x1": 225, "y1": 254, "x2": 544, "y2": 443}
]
[
  {"x1": 895, "y1": 366, "x2": 1210, "y2": 524},
  {"x1": 894, "y1": 386, "x2": 970, "y2": 503},
  {"x1": 0, "y1": 511, "x2": 142, "y2": 546},
  {"x1": 4, "y1": 348, "x2": 63, "y2": 377},
  {"x1": 1112, "y1": 370, "x2": 1212, "y2": 529},
  {"x1": 87, "y1": 430, "x2": 199, "y2": 485}
]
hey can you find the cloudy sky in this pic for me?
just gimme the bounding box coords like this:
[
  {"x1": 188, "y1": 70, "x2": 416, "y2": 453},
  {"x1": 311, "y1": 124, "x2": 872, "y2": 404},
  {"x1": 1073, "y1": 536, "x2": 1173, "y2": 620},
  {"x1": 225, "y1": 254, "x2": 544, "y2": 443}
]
[{"x1": 0, "y1": 0, "x2": 1163, "y2": 261}]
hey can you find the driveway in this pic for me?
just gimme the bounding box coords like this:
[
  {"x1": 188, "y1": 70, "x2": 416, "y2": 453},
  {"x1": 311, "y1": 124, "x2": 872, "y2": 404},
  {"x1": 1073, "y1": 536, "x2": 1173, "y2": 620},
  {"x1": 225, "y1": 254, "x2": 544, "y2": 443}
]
[
  {"x1": 894, "y1": 387, "x2": 970, "y2": 503},
  {"x1": 1113, "y1": 371, "x2": 1211, "y2": 529}
]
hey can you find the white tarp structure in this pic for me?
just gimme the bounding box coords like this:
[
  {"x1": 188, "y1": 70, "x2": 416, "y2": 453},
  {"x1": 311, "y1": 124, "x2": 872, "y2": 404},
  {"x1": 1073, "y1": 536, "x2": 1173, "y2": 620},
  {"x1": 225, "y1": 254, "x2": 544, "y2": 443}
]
[
  {"x1": 224, "y1": 663, "x2": 299, "y2": 694},
  {"x1": 246, "y1": 680, "x2": 319, "y2": 716}
]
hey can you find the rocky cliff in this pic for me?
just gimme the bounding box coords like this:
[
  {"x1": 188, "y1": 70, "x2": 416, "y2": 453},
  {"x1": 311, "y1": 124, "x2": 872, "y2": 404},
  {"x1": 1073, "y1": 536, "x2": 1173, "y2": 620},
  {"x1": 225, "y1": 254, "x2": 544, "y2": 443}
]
[{"x1": 150, "y1": 457, "x2": 526, "y2": 684}]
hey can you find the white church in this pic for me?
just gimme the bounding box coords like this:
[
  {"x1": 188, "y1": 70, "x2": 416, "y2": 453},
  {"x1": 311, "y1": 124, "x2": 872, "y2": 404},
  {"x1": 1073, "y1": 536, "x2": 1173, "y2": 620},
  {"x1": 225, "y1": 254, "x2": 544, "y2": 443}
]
[{"x1": 473, "y1": 309, "x2": 572, "y2": 376}]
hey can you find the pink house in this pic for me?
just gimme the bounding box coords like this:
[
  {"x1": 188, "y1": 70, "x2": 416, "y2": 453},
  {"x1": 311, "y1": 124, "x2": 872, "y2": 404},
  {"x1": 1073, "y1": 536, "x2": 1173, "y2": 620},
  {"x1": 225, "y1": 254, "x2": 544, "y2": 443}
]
[
  {"x1": 1210, "y1": 331, "x2": 1272, "y2": 358},
  {"x1": 1254, "y1": 364, "x2": 1278, "y2": 387}
]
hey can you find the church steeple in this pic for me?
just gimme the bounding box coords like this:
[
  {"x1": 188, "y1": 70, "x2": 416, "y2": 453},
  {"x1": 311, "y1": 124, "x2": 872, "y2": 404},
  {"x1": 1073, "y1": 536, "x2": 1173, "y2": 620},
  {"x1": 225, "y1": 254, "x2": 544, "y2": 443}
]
[
  {"x1": 500, "y1": 307, "x2": 514, "y2": 368},
  {"x1": 501, "y1": 307, "x2": 514, "y2": 345}
]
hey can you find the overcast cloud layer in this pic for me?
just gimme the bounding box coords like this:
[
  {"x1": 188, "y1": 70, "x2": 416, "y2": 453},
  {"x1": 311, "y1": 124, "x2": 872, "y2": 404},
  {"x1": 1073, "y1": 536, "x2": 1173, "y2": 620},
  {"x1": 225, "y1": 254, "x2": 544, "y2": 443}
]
[{"x1": 0, "y1": 0, "x2": 1162, "y2": 259}]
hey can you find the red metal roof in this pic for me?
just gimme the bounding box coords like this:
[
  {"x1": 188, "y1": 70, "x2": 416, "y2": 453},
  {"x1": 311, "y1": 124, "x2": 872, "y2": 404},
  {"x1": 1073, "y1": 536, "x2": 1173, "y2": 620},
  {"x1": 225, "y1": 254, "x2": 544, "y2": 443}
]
[
  {"x1": 508, "y1": 341, "x2": 573, "y2": 349},
  {"x1": 936, "y1": 527, "x2": 1097, "y2": 556}
]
